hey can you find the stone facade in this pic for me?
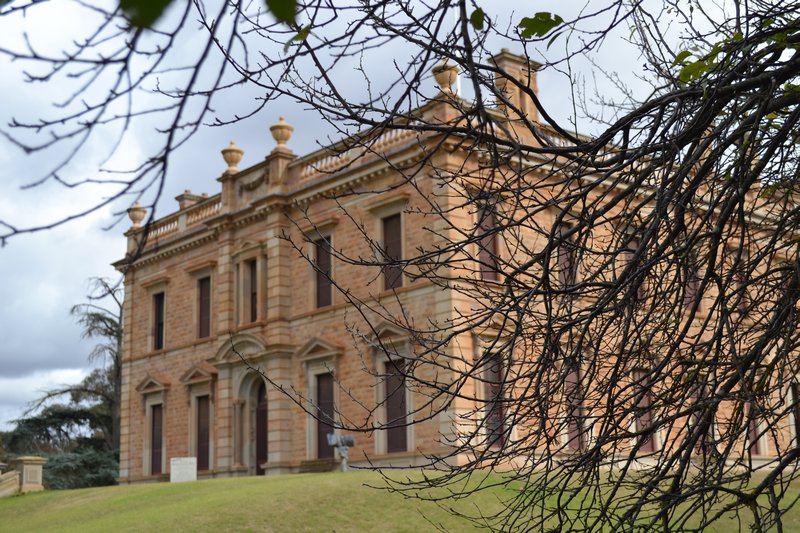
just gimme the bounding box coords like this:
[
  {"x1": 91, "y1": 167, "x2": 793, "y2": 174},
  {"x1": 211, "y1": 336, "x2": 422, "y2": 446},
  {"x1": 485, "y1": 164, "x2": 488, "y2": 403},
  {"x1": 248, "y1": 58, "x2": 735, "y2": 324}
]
[{"x1": 114, "y1": 53, "x2": 513, "y2": 482}]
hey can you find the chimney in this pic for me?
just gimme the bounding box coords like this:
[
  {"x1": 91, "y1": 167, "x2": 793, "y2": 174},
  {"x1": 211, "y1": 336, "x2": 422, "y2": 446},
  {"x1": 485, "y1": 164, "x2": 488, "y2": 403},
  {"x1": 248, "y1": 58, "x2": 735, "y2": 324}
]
[
  {"x1": 175, "y1": 190, "x2": 206, "y2": 210},
  {"x1": 489, "y1": 49, "x2": 541, "y2": 121}
]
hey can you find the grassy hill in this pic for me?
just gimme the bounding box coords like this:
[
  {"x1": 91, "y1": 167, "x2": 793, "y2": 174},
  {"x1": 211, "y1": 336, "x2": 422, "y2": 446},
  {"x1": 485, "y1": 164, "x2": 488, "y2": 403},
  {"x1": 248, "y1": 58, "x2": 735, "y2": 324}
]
[
  {"x1": 0, "y1": 471, "x2": 508, "y2": 532},
  {"x1": 0, "y1": 470, "x2": 798, "y2": 532}
]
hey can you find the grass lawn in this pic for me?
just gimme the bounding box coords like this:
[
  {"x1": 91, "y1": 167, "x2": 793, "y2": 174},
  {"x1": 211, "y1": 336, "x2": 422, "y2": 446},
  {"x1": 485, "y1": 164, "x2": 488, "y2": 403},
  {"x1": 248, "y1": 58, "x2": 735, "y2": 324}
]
[{"x1": 1, "y1": 470, "x2": 799, "y2": 532}]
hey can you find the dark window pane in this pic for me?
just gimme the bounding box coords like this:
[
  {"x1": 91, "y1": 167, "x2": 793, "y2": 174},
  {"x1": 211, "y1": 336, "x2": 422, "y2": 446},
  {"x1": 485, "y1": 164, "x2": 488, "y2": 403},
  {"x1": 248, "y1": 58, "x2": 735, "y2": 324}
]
[
  {"x1": 197, "y1": 395, "x2": 210, "y2": 471},
  {"x1": 382, "y1": 214, "x2": 403, "y2": 290},
  {"x1": 315, "y1": 237, "x2": 332, "y2": 308},
  {"x1": 248, "y1": 259, "x2": 258, "y2": 322},
  {"x1": 198, "y1": 277, "x2": 211, "y2": 338},
  {"x1": 478, "y1": 206, "x2": 498, "y2": 281},
  {"x1": 151, "y1": 404, "x2": 163, "y2": 475},
  {"x1": 385, "y1": 360, "x2": 407, "y2": 453},
  {"x1": 153, "y1": 292, "x2": 165, "y2": 350}
]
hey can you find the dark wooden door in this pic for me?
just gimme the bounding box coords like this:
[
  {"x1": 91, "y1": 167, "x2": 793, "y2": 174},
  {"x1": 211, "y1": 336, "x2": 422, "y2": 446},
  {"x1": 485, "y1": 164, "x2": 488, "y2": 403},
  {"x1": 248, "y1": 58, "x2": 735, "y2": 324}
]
[
  {"x1": 196, "y1": 395, "x2": 210, "y2": 471},
  {"x1": 151, "y1": 404, "x2": 163, "y2": 475},
  {"x1": 385, "y1": 360, "x2": 407, "y2": 453},
  {"x1": 316, "y1": 373, "x2": 335, "y2": 459},
  {"x1": 256, "y1": 383, "x2": 268, "y2": 475}
]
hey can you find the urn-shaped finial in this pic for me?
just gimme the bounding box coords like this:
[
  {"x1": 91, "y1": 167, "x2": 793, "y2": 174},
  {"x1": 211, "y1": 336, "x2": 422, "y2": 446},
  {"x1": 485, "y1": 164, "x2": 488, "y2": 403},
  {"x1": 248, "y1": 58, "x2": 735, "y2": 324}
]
[
  {"x1": 270, "y1": 116, "x2": 294, "y2": 147},
  {"x1": 127, "y1": 201, "x2": 147, "y2": 229},
  {"x1": 432, "y1": 60, "x2": 458, "y2": 94},
  {"x1": 221, "y1": 141, "x2": 244, "y2": 174}
]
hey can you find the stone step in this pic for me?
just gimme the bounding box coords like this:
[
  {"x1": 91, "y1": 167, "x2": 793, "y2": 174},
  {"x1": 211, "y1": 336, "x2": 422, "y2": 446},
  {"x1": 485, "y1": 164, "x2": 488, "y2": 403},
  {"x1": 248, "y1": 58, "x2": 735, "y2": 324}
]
[{"x1": 298, "y1": 458, "x2": 339, "y2": 473}]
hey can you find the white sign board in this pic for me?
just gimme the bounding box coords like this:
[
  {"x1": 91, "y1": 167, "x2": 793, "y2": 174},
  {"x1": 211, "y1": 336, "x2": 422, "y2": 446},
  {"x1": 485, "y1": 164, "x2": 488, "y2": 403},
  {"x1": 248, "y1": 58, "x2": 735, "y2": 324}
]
[{"x1": 170, "y1": 457, "x2": 197, "y2": 483}]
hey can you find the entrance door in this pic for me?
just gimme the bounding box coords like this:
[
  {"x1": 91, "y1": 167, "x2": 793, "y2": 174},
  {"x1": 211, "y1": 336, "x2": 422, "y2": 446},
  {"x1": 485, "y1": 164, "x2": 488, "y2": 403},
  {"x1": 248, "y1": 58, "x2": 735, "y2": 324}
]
[
  {"x1": 256, "y1": 382, "x2": 268, "y2": 475},
  {"x1": 196, "y1": 395, "x2": 210, "y2": 470},
  {"x1": 151, "y1": 404, "x2": 163, "y2": 475},
  {"x1": 316, "y1": 373, "x2": 335, "y2": 459}
]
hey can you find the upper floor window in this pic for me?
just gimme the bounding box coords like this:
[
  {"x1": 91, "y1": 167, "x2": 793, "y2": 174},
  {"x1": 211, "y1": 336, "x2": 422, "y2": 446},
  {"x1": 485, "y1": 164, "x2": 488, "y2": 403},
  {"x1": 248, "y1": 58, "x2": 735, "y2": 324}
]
[
  {"x1": 237, "y1": 258, "x2": 260, "y2": 324},
  {"x1": 152, "y1": 291, "x2": 165, "y2": 350},
  {"x1": 477, "y1": 205, "x2": 498, "y2": 281},
  {"x1": 315, "y1": 236, "x2": 332, "y2": 308},
  {"x1": 556, "y1": 223, "x2": 577, "y2": 287},
  {"x1": 247, "y1": 259, "x2": 258, "y2": 322},
  {"x1": 382, "y1": 214, "x2": 403, "y2": 290},
  {"x1": 197, "y1": 276, "x2": 211, "y2": 338}
]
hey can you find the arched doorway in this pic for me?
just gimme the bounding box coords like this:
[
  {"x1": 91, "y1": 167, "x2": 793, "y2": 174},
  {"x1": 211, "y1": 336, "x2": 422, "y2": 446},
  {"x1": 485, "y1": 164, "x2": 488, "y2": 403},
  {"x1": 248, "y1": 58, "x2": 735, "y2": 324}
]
[{"x1": 256, "y1": 382, "x2": 268, "y2": 475}]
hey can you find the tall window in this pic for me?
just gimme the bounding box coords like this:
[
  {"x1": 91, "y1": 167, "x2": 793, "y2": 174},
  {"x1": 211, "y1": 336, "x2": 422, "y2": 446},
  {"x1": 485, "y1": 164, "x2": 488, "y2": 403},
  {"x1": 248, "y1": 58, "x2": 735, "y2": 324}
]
[
  {"x1": 315, "y1": 237, "x2": 332, "y2": 308},
  {"x1": 248, "y1": 260, "x2": 257, "y2": 322},
  {"x1": 565, "y1": 367, "x2": 586, "y2": 451},
  {"x1": 197, "y1": 276, "x2": 211, "y2": 338},
  {"x1": 735, "y1": 268, "x2": 749, "y2": 313},
  {"x1": 196, "y1": 395, "x2": 210, "y2": 471},
  {"x1": 478, "y1": 205, "x2": 498, "y2": 281},
  {"x1": 384, "y1": 359, "x2": 407, "y2": 453},
  {"x1": 151, "y1": 404, "x2": 164, "y2": 475},
  {"x1": 239, "y1": 259, "x2": 258, "y2": 323},
  {"x1": 152, "y1": 292, "x2": 165, "y2": 350},
  {"x1": 382, "y1": 214, "x2": 403, "y2": 290},
  {"x1": 485, "y1": 354, "x2": 505, "y2": 448},
  {"x1": 633, "y1": 370, "x2": 656, "y2": 453},
  {"x1": 557, "y1": 223, "x2": 577, "y2": 286},
  {"x1": 689, "y1": 384, "x2": 714, "y2": 454}
]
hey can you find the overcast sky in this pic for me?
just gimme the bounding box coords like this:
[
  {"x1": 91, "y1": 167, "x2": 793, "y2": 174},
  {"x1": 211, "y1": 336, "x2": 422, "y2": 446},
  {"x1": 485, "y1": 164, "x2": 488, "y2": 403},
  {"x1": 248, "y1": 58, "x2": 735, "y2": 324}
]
[{"x1": 0, "y1": 0, "x2": 658, "y2": 431}]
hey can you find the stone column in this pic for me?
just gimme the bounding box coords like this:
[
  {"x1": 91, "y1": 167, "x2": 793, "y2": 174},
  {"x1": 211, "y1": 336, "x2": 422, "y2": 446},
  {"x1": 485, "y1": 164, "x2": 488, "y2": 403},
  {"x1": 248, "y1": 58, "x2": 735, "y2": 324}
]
[{"x1": 265, "y1": 351, "x2": 294, "y2": 474}]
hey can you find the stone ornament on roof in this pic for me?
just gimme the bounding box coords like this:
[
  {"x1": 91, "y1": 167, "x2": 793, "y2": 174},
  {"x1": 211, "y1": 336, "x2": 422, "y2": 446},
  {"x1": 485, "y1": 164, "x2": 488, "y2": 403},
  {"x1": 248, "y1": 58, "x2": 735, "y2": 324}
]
[
  {"x1": 270, "y1": 116, "x2": 294, "y2": 148},
  {"x1": 127, "y1": 201, "x2": 147, "y2": 229},
  {"x1": 432, "y1": 60, "x2": 458, "y2": 94},
  {"x1": 221, "y1": 141, "x2": 244, "y2": 174}
]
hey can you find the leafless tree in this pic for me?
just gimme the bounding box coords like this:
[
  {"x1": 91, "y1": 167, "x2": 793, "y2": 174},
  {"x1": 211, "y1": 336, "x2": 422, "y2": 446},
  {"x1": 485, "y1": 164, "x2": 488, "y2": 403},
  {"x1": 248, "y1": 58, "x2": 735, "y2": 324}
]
[{"x1": 4, "y1": 0, "x2": 800, "y2": 530}]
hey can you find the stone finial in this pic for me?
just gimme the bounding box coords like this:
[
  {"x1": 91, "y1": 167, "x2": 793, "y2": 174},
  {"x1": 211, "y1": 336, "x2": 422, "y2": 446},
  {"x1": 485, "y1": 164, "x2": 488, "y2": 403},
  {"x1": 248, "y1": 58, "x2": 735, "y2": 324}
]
[
  {"x1": 127, "y1": 201, "x2": 147, "y2": 229},
  {"x1": 222, "y1": 141, "x2": 244, "y2": 174},
  {"x1": 433, "y1": 60, "x2": 458, "y2": 94},
  {"x1": 270, "y1": 116, "x2": 294, "y2": 148}
]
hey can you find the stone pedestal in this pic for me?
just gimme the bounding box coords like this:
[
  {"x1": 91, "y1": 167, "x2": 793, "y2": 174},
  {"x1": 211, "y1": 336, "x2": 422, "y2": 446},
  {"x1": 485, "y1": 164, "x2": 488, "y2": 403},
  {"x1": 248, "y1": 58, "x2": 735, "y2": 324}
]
[{"x1": 13, "y1": 456, "x2": 46, "y2": 493}]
